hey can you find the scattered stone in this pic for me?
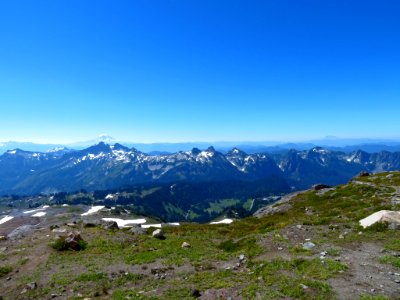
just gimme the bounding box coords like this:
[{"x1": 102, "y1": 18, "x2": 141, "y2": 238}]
[
  {"x1": 102, "y1": 220, "x2": 119, "y2": 230},
  {"x1": 51, "y1": 293, "x2": 58, "y2": 298},
  {"x1": 152, "y1": 229, "x2": 165, "y2": 239},
  {"x1": 67, "y1": 222, "x2": 77, "y2": 228},
  {"x1": 313, "y1": 184, "x2": 332, "y2": 191},
  {"x1": 358, "y1": 171, "x2": 370, "y2": 177},
  {"x1": 239, "y1": 254, "x2": 246, "y2": 262},
  {"x1": 296, "y1": 225, "x2": 303, "y2": 229},
  {"x1": 300, "y1": 283, "x2": 309, "y2": 289},
  {"x1": 26, "y1": 282, "x2": 37, "y2": 290},
  {"x1": 320, "y1": 251, "x2": 327, "y2": 256},
  {"x1": 129, "y1": 226, "x2": 148, "y2": 235},
  {"x1": 0, "y1": 247, "x2": 6, "y2": 252},
  {"x1": 55, "y1": 231, "x2": 86, "y2": 251},
  {"x1": 181, "y1": 242, "x2": 191, "y2": 248},
  {"x1": 395, "y1": 279, "x2": 400, "y2": 283},
  {"x1": 0, "y1": 236, "x2": 6, "y2": 241},
  {"x1": 52, "y1": 228, "x2": 67, "y2": 233},
  {"x1": 339, "y1": 234, "x2": 344, "y2": 239},
  {"x1": 278, "y1": 247, "x2": 283, "y2": 251},
  {"x1": 303, "y1": 241, "x2": 316, "y2": 250},
  {"x1": 6, "y1": 277, "x2": 11, "y2": 281},
  {"x1": 305, "y1": 238, "x2": 311, "y2": 241},
  {"x1": 191, "y1": 289, "x2": 201, "y2": 298},
  {"x1": 83, "y1": 221, "x2": 99, "y2": 228}
]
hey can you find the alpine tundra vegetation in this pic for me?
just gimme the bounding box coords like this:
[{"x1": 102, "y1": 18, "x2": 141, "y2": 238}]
[{"x1": 1, "y1": 172, "x2": 400, "y2": 299}]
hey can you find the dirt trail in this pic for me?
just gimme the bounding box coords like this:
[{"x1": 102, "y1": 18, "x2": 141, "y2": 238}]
[{"x1": 329, "y1": 243, "x2": 400, "y2": 300}]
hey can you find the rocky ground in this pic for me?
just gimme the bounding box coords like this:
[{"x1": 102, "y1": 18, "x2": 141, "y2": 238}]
[{"x1": 1, "y1": 172, "x2": 400, "y2": 299}]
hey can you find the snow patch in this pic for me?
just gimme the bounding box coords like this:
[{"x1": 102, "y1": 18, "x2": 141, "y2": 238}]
[
  {"x1": 32, "y1": 212, "x2": 46, "y2": 217},
  {"x1": 141, "y1": 224, "x2": 162, "y2": 228},
  {"x1": 81, "y1": 206, "x2": 105, "y2": 216},
  {"x1": 23, "y1": 205, "x2": 49, "y2": 214},
  {"x1": 0, "y1": 215, "x2": 13, "y2": 225},
  {"x1": 210, "y1": 218, "x2": 233, "y2": 225},
  {"x1": 102, "y1": 218, "x2": 146, "y2": 228}
]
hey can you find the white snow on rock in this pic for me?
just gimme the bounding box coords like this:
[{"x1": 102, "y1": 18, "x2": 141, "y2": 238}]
[
  {"x1": 210, "y1": 218, "x2": 234, "y2": 225},
  {"x1": 141, "y1": 224, "x2": 162, "y2": 228},
  {"x1": 359, "y1": 210, "x2": 400, "y2": 228},
  {"x1": 32, "y1": 212, "x2": 46, "y2": 217},
  {"x1": 0, "y1": 215, "x2": 14, "y2": 225},
  {"x1": 102, "y1": 218, "x2": 146, "y2": 228},
  {"x1": 81, "y1": 206, "x2": 105, "y2": 216}
]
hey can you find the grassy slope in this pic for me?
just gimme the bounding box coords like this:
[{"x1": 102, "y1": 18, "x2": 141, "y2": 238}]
[{"x1": 1, "y1": 172, "x2": 400, "y2": 299}]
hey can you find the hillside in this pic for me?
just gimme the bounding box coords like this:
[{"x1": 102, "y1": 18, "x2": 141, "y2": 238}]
[{"x1": 1, "y1": 172, "x2": 400, "y2": 299}]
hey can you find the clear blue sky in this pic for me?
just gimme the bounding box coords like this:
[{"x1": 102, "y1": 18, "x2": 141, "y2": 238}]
[{"x1": 0, "y1": 1, "x2": 399, "y2": 143}]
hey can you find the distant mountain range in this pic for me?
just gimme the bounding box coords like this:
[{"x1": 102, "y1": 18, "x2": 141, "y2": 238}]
[
  {"x1": 2, "y1": 135, "x2": 400, "y2": 155},
  {"x1": 1, "y1": 142, "x2": 400, "y2": 195}
]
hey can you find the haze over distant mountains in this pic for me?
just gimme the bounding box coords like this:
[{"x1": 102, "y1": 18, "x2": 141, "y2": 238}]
[{"x1": 2, "y1": 135, "x2": 400, "y2": 155}]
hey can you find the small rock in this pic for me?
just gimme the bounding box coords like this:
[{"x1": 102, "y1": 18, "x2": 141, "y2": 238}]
[
  {"x1": 339, "y1": 234, "x2": 344, "y2": 239},
  {"x1": 0, "y1": 236, "x2": 6, "y2": 241},
  {"x1": 67, "y1": 223, "x2": 77, "y2": 228},
  {"x1": 102, "y1": 221, "x2": 119, "y2": 230},
  {"x1": 305, "y1": 238, "x2": 311, "y2": 241},
  {"x1": 6, "y1": 276, "x2": 11, "y2": 281},
  {"x1": 129, "y1": 226, "x2": 148, "y2": 235},
  {"x1": 27, "y1": 282, "x2": 37, "y2": 290},
  {"x1": 320, "y1": 251, "x2": 327, "y2": 256},
  {"x1": 64, "y1": 231, "x2": 85, "y2": 250},
  {"x1": 191, "y1": 289, "x2": 201, "y2": 298},
  {"x1": 370, "y1": 288, "x2": 375, "y2": 292},
  {"x1": 52, "y1": 228, "x2": 67, "y2": 233},
  {"x1": 83, "y1": 221, "x2": 98, "y2": 228},
  {"x1": 358, "y1": 171, "x2": 370, "y2": 177},
  {"x1": 302, "y1": 241, "x2": 315, "y2": 250},
  {"x1": 152, "y1": 229, "x2": 165, "y2": 239},
  {"x1": 300, "y1": 283, "x2": 309, "y2": 289},
  {"x1": 239, "y1": 254, "x2": 246, "y2": 261},
  {"x1": 278, "y1": 247, "x2": 283, "y2": 251},
  {"x1": 296, "y1": 225, "x2": 302, "y2": 229},
  {"x1": 313, "y1": 184, "x2": 331, "y2": 191},
  {"x1": 51, "y1": 293, "x2": 58, "y2": 298},
  {"x1": 395, "y1": 279, "x2": 400, "y2": 283},
  {"x1": 181, "y1": 242, "x2": 191, "y2": 248}
]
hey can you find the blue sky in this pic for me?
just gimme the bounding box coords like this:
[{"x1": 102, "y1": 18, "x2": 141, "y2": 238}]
[{"x1": 0, "y1": 1, "x2": 399, "y2": 143}]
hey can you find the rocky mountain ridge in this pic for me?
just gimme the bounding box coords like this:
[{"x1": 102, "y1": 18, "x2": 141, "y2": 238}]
[{"x1": 1, "y1": 142, "x2": 400, "y2": 195}]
